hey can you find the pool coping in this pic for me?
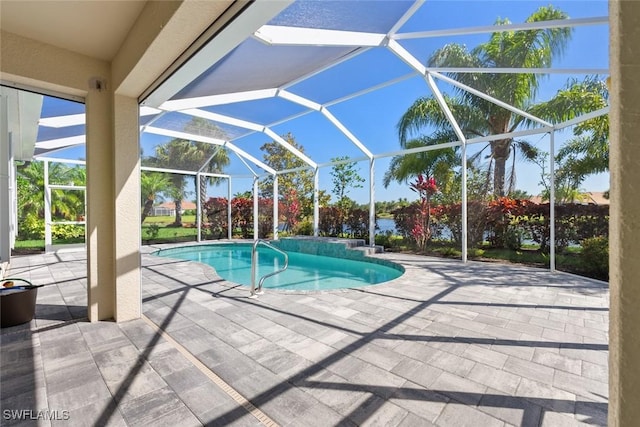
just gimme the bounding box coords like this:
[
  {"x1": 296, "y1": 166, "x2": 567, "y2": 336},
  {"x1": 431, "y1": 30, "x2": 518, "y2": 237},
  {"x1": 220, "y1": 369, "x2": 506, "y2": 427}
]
[{"x1": 145, "y1": 239, "x2": 408, "y2": 296}]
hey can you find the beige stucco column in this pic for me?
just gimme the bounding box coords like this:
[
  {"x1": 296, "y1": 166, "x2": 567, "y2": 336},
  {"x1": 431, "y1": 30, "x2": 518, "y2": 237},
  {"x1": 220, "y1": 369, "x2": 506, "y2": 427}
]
[
  {"x1": 86, "y1": 89, "x2": 141, "y2": 322},
  {"x1": 86, "y1": 81, "x2": 116, "y2": 321},
  {"x1": 113, "y1": 95, "x2": 141, "y2": 321},
  {"x1": 609, "y1": 1, "x2": 640, "y2": 425}
]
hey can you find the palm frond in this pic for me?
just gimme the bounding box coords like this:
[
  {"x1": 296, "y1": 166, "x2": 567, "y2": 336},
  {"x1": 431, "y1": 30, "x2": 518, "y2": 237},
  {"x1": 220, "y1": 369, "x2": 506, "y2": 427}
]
[
  {"x1": 467, "y1": 143, "x2": 491, "y2": 166},
  {"x1": 383, "y1": 132, "x2": 461, "y2": 188},
  {"x1": 514, "y1": 139, "x2": 540, "y2": 161},
  {"x1": 524, "y1": 76, "x2": 608, "y2": 127},
  {"x1": 397, "y1": 96, "x2": 452, "y2": 145},
  {"x1": 557, "y1": 135, "x2": 609, "y2": 179}
]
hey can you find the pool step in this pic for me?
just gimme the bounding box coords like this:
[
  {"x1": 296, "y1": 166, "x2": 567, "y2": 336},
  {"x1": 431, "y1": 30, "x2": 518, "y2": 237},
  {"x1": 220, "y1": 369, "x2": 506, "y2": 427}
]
[
  {"x1": 352, "y1": 245, "x2": 384, "y2": 255},
  {"x1": 341, "y1": 238, "x2": 384, "y2": 254},
  {"x1": 278, "y1": 236, "x2": 384, "y2": 255}
]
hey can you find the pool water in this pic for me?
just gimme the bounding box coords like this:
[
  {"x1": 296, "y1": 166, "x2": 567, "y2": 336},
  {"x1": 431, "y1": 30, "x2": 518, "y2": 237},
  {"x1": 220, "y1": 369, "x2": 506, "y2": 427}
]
[{"x1": 155, "y1": 243, "x2": 403, "y2": 291}]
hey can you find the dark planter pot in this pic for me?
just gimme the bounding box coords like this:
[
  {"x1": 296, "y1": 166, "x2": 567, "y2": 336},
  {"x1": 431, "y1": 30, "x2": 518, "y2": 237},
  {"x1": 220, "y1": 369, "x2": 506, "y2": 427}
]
[{"x1": 1, "y1": 279, "x2": 42, "y2": 328}]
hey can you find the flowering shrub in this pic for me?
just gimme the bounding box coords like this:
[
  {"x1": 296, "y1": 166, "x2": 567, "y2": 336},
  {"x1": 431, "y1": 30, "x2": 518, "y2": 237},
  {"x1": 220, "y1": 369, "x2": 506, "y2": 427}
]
[
  {"x1": 345, "y1": 208, "x2": 371, "y2": 239},
  {"x1": 204, "y1": 196, "x2": 277, "y2": 239},
  {"x1": 231, "y1": 197, "x2": 253, "y2": 237},
  {"x1": 283, "y1": 189, "x2": 301, "y2": 229},
  {"x1": 392, "y1": 204, "x2": 421, "y2": 239},
  {"x1": 319, "y1": 206, "x2": 342, "y2": 236},
  {"x1": 486, "y1": 197, "x2": 533, "y2": 249},
  {"x1": 393, "y1": 197, "x2": 608, "y2": 253},
  {"x1": 409, "y1": 175, "x2": 438, "y2": 251},
  {"x1": 19, "y1": 213, "x2": 45, "y2": 240}
]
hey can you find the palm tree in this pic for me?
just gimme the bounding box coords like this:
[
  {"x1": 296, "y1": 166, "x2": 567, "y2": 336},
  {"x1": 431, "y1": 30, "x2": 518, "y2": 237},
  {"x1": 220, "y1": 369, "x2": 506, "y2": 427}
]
[
  {"x1": 260, "y1": 133, "x2": 319, "y2": 218},
  {"x1": 195, "y1": 145, "x2": 229, "y2": 224},
  {"x1": 149, "y1": 118, "x2": 229, "y2": 226},
  {"x1": 17, "y1": 161, "x2": 46, "y2": 218},
  {"x1": 397, "y1": 6, "x2": 572, "y2": 197},
  {"x1": 383, "y1": 130, "x2": 460, "y2": 191},
  {"x1": 16, "y1": 161, "x2": 85, "y2": 220},
  {"x1": 528, "y1": 76, "x2": 609, "y2": 183},
  {"x1": 140, "y1": 172, "x2": 170, "y2": 223},
  {"x1": 182, "y1": 117, "x2": 230, "y2": 218},
  {"x1": 151, "y1": 140, "x2": 193, "y2": 226}
]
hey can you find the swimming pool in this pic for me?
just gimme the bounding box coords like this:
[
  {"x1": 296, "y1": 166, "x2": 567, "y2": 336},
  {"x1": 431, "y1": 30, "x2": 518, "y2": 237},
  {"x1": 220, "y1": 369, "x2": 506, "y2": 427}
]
[{"x1": 154, "y1": 243, "x2": 403, "y2": 291}]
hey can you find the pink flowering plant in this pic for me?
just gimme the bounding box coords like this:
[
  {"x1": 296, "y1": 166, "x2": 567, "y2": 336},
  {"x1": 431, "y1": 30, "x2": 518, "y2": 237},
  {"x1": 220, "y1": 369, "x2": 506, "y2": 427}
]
[
  {"x1": 283, "y1": 189, "x2": 301, "y2": 229},
  {"x1": 409, "y1": 175, "x2": 438, "y2": 251}
]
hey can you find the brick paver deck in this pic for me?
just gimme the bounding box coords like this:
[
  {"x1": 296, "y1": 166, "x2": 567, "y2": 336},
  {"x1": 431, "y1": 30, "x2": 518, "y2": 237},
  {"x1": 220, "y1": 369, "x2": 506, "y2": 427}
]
[{"x1": 1, "y1": 245, "x2": 608, "y2": 426}]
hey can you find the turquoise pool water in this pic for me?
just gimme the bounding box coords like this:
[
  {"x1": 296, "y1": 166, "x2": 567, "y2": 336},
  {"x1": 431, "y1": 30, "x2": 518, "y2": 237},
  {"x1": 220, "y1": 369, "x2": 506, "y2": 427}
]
[{"x1": 154, "y1": 243, "x2": 403, "y2": 291}]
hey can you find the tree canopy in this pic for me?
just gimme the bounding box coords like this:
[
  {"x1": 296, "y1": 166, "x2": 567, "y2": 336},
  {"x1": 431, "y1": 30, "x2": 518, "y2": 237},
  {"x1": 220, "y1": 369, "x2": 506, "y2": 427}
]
[
  {"x1": 330, "y1": 156, "x2": 364, "y2": 206},
  {"x1": 148, "y1": 117, "x2": 229, "y2": 226},
  {"x1": 395, "y1": 6, "x2": 574, "y2": 197},
  {"x1": 260, "y1": 133, "x2": 317, "y2": 217},
  {"x1": 16, "y1": 161, "x2": 85, "y2": 221},
  {"x1": 529, "y1": 76, "x2": 609, "y2": 183},
  {"x1": 140, "y1": 172, "x2": 170, "y2": 223}
]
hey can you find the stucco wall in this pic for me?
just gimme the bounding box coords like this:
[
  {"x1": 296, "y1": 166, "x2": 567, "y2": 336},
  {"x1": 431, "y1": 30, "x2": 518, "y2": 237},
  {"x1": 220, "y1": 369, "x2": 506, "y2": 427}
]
[{"x1": 608, "y1": 1, "x2": 640, "y2": 425}]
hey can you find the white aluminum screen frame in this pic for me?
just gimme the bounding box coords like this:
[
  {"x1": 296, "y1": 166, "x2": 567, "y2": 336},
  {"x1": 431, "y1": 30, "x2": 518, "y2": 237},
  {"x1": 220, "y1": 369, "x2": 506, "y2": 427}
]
[{"x1": 29, "y1": 0, "x2": 610, "y2": 266}]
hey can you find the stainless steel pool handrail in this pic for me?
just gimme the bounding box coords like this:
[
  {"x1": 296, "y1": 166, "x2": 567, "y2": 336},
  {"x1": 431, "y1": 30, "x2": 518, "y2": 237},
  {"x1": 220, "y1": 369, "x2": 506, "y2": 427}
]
[{"x1": 250, "y1": 239, "x2": 289, "y2": 298}]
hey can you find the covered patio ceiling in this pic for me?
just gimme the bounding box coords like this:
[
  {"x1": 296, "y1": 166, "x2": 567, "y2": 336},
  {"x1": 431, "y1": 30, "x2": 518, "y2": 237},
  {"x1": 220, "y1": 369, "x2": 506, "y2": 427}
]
[{"x1": 32, "y1": 0, "x2": 609, "y2": 177}]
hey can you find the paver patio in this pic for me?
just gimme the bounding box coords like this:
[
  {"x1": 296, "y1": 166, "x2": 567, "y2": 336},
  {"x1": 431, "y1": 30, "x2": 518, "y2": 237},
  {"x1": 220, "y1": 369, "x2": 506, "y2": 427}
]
[{"x1": 1, "y1": 245, "x2": 609, "y2": 426}]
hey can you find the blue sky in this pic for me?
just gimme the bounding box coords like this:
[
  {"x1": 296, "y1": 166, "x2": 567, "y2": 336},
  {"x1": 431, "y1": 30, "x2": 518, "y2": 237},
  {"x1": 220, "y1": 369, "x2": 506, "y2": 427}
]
[{"x1": 40, "y1": 0, "x2": 609, "y2": 205}]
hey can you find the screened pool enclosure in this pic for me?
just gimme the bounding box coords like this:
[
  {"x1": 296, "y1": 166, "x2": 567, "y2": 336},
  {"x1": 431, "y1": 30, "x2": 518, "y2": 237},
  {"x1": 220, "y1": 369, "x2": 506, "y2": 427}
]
[{"x1": 2, "y1": 0, "x2": 609, "y2": 270}]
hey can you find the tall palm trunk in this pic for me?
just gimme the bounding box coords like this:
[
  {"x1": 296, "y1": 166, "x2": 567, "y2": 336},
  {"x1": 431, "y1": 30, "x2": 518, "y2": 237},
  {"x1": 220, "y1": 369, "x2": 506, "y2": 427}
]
[
  {"x1": 168, "y1": 173, "x2": 185, "y2": 227},
  {"x1": 198, "y1": 175, "x2": 208, "y2": 223},
  {"x1": 141, "y1": 197, "x2": 154, "y2": 223},
  {"x1": 173, "y1": 198, "x2": 183, "y2": 226},
  {"x1": 491, "y1": 139, "x2": 511, "y2": 197}
]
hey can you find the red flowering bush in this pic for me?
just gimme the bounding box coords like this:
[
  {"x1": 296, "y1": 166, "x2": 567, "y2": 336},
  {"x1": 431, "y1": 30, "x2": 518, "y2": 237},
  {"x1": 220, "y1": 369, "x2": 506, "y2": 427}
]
[
  {"x1": 486, "y1": 197, "x2": 534, "y2": 249},
  {"x1": 205, "y1": 196, "x2": 277, "y2": 239},
  {"x1": 409, "y1": 175, "x2": 438, "y2": 251},
  {"x1": 283, "y1": 189, "x2": 301, "y2": 229},
  {"x1": 393, "y1": 194, "x2": 609, "y2": 254}
]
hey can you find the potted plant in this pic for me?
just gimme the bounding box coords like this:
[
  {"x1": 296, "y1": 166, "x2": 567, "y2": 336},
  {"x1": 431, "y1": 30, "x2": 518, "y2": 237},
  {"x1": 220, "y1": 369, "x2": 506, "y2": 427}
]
[{"x1": 1, "y1": 278, "x2": 42, "y2": 327}]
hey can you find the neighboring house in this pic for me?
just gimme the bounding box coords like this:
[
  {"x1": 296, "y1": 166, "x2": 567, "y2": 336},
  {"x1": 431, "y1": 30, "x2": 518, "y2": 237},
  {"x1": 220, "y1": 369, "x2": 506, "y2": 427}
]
[
  {"x1": 582, "y1": 191, "x2": 610, "y2": 206},
  {"x1": 152, "y1": 201, "x2": 197, "y2": 217},
  {"x1": 528, "y1": 191, "x2": 610, "y2": 206},
  {"x1": 528, "y1": 196, "x2": 545, "y2": 205}
]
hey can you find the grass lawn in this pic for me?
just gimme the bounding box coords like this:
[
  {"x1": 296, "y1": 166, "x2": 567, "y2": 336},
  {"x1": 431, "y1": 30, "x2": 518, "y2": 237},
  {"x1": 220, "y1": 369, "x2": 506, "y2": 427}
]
[
  {"x1": 141, "y1": 216, "x2": 201, "y2": 243},
  {"x1": 143, "y1": 215, "x2": 196, "y2": 224},
  {"x1": 13, "y1": 238, "x2": 86, "y2": 254},
  {"x1": 142, "y1": 225, "x2": 198, "y2": 242},
  {"x1": 14, "y1": 239, "x2": 45, "y2": 250}
]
